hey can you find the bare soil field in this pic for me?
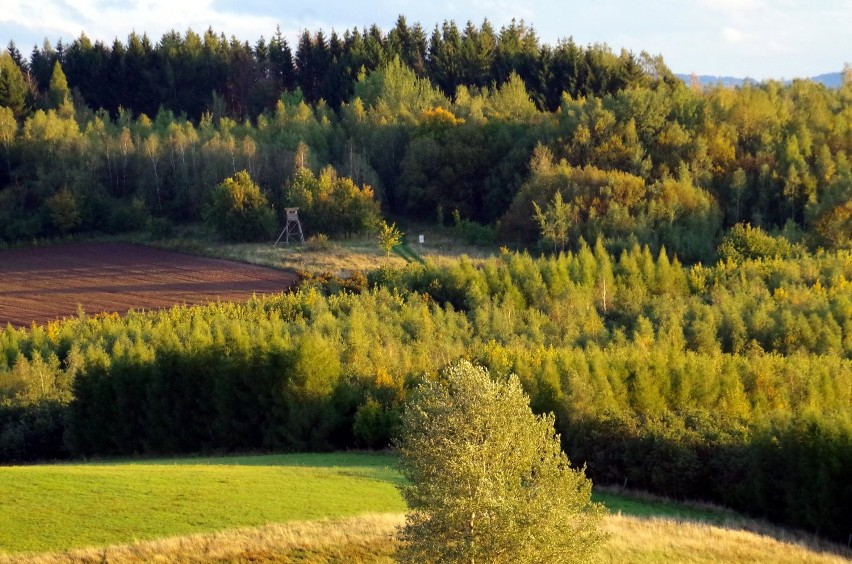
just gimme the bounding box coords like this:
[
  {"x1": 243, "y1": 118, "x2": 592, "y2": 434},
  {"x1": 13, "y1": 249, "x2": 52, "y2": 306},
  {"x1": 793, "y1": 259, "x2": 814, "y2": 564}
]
[{"x1": 0, "y1": 242, "x2": 298, "y2": 327}]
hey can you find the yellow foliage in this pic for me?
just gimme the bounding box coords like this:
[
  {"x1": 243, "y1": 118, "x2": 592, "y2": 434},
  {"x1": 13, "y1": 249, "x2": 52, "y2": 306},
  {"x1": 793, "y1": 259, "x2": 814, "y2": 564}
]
[{"x1": 418, "y1": 106, "x2": 464, "y2": 126}]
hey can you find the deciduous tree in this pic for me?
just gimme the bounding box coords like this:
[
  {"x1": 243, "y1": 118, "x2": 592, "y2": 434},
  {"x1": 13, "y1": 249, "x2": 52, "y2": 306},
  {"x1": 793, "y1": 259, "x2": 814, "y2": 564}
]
[
  {"x1": 396, "y1": 360, "x2": 606, "y2": 563},
  {"x1": 204, "y1": 169, "x2": 275, "y2": 241},
  {"x1": 378, "y1": 220, "x2": 402, "y2": 259},
  {"x1": 533, "y1": 190, "x2": 573, "y2": 252}
]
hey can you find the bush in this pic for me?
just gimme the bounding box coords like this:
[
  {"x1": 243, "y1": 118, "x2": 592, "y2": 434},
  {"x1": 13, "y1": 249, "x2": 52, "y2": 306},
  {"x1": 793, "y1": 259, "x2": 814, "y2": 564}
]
[
  {"x1": 718, "y1": 223, "x2": 802, "y2": 262},
  {"x1": 147, "y1": 216, "x2": 174, "y2": 239},
  {"x1": 453, "y1": 217, "x2": 497, "y2": 246},
  {"x1": 205, "y1": 170, "x2": 276, "y2": 242},
  {"x1": 106, "y1": 197, "x2": 149, "y2": 234},
  {"x1": 305, "y1": 233, "x2": 331, "y2": 250},
  {"x1": 45, "y1": 187, "x2": 81, "y2": 235},
  {"x1": 0, "y1": 193, "x2": 42, "y2": 242},
  {"x1": 285, "y1": 166, "x2": 380, "y2": 237}
]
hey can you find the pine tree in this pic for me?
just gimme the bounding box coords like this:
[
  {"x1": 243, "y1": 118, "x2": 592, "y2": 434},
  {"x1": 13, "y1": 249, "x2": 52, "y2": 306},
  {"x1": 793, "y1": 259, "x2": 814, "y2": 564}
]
[{"x1": 0, "y1": 52, "x2": 29, "y2": 118}]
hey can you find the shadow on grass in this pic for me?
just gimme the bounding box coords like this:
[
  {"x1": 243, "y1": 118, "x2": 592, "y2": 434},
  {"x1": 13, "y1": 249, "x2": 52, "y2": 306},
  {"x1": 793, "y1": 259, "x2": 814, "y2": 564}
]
[{"x1": 393, "y1": 240, "x2": 425, "y2": 264}]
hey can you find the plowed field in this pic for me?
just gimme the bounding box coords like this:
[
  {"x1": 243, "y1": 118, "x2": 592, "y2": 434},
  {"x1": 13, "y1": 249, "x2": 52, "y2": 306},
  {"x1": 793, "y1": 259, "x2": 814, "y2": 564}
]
[{"x1": 0, "y1": 242, "x2": 297, "y2": 327}]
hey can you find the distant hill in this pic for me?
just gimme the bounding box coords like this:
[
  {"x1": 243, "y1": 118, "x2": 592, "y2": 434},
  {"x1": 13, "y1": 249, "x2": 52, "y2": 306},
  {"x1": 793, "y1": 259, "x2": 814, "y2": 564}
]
[
  {"x1": 810, "y1": 72, "x2": 844, "y2": 88},
  {"x1": 676, "y1": 72, "x2": 843, "y2": 88}
]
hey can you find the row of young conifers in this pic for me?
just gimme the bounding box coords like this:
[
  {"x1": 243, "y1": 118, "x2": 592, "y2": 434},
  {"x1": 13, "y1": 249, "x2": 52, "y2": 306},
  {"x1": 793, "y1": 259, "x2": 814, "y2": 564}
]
[{"x1": 1, "y1": 244, "x2": 850, "y2": 542}]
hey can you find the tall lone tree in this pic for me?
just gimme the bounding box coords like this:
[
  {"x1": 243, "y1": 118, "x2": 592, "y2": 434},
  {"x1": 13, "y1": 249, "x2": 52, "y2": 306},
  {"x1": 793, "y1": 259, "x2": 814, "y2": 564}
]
[{"x1": 395, "y1": 360, "x2": 606, "y2": 563}]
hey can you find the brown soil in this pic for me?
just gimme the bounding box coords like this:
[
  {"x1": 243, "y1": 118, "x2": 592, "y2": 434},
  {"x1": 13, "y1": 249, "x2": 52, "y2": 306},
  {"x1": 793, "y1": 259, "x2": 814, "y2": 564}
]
[{"x1": 0, "y1": 242, "x2": 297, "y2": 327}]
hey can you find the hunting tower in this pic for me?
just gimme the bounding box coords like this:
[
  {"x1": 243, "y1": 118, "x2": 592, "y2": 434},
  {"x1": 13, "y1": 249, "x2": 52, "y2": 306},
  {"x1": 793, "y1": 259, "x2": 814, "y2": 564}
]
[{"x1": 274, "y1": 208, "x2": 305, "y2": 245}]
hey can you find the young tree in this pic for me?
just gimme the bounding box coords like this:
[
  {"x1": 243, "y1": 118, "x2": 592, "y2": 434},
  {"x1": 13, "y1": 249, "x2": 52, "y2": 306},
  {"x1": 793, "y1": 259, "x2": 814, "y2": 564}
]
[
  {"x1": 378, "y1": 220, "x2": 402, "y2": 260},
  {"x1": 286, "y1": 165, "x2": 381, "y2": 237},
  {"x1": 47, "y1": 61, "x2": 71, "y2": 110},
  {"x1": 395, "y1": 360, "x2": 606, "y2": 563},
  {"x1": 0, "y1": 106, "x2": 16, "y2": 184},
  {"x1": 533, "y1": 190, "x2": 572, "y2": 252}
]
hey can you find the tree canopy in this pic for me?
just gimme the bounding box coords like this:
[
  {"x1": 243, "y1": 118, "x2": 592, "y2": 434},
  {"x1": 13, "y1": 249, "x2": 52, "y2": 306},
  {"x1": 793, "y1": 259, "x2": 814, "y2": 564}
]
[
  {"x1": 204, "y1": 169, "x2": 275, "y2": 241},
  {"x1": 396, "y1": 360, "x2": 606, "y2": 563},
  {"x1": 0, "y1": 19, "x2": 848, "y2": 258}
]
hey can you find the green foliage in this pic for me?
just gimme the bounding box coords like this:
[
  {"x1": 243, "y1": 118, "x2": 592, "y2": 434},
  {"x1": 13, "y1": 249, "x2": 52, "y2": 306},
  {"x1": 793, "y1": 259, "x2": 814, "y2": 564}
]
[
  {"x1": 146, "y1": 216, "x2": 174, "y2": 239},
  {"x1": 533, "y1": 190, "x2": 572, "y2": 252},
  {"x1": 46, "y1": 61, "x2": 71, "y2": 114},
  {"x1": 0, "y1": 106, "x2": 15, "y2": 149},
  {"x1": 353, "y1": 395, "x2": 402, "y2": 448},
  {"x1": 45, "y1": 187, "x2": 81, "y2": 234},
  {"x1": 305, "y1": 233, "x2": 331, "y2": 250},
  {"x1": 813, "y1": 201, "x2": 852, "y2": 249},
  {"x1": 204, "y1": 170, "x2": 275, "y2": 241},
  {"x1": 718, "y1": 223, "x2": 802, "y2": 262},
  {"x1": 504, "y1": 153, "x2": 720, "y2": 261},
  {"x1": 450, "y1": 213, "x2": 498, "y2": 246},
  {"x1": 3, "y1": 20, "x2": 852, "y2": 543},
  {"x1": 3, "y1": 30, "x2": 850, "y2": 255},
  {"x1": 353, "y1": 56, "x2": 449, "y2": 122},
  {"x1": 396, "y1": 360, "x2": 607, "y2": 563},
  {"x1": 286, "y1": 166, "x2": 381, "y2": 237},
  {"x1": 378, "y1": 220, "x2": 403, "y2": 258},
  {"x1": 1, "y1": 244, "x2": 852, "y2": 539},
  {"x1": 0, "y1": 52, "x2": 29, "y2": 118},
  {"x1": 484, "y1": 72, "x2": 540, "y2": 121}
]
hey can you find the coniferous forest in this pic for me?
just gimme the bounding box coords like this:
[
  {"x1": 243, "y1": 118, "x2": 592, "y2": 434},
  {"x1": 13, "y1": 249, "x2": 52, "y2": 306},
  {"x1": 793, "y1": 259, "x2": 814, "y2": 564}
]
[{"x1": 1, "y1": 17, "x2": 851, "y2": 544}]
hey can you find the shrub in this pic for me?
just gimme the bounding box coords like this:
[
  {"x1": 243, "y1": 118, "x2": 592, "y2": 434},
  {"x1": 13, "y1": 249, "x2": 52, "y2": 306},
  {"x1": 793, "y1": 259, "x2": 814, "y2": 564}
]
[
  {"x1": 718, "y1": 223, "x2": 801, "y2": 262},
  {"x1": 305, "y1": 233, "x2": 331, "y2": 250},
  {"x1": 147, "y1": 216, "x2": 174, "y2": 240},
  {"x1": 205, "y1": 170, "x2": 276, "y2": 242},
  {"x1": 285, "y1": 166, "x2": 380, "y2": 237},
  {"x1": 45, "y1": 187, "x2": 81, "y2": 235}
]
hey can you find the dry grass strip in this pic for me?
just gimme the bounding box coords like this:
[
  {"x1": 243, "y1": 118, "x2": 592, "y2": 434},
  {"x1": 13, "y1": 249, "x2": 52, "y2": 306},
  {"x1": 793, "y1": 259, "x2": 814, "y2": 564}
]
[{"x1": 3, "y1": 512, "x2": 850, "y2": 563}]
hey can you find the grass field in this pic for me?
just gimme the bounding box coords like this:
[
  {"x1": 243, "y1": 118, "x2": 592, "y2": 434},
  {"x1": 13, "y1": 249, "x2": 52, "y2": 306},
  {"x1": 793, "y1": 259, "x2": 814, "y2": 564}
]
[
  {"x1": 3, "y1": 452, "x2": 850, "y2": 563},
  {"x1": 0, "y1": 453, "x2": 404, "y2": 554},
  {"x1": 130, "y1": 221, "x2": 496, "y2": 276}
]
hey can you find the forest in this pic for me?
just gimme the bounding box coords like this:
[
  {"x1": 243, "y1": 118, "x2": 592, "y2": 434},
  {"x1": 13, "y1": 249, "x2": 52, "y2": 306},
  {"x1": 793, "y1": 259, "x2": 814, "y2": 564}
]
[
  {"x1": 1, "y1": 248, "x2": 850, "y2": 540},
  {"x1": 1, "y1": 16, "x2": 851, "y2": 544},
  {"x1": 0, "y1": 18, "x2": 849, "y2": 256}
]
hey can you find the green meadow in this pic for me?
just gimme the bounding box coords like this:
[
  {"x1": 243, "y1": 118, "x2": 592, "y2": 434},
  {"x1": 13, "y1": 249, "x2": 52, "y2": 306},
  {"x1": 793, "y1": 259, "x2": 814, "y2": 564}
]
[
  {"x1": 1, "y1": 452, "x2": 847, "y2": 563},
  {"x1": 0, "y1": 453, "x2": 404, "y2": 554}
]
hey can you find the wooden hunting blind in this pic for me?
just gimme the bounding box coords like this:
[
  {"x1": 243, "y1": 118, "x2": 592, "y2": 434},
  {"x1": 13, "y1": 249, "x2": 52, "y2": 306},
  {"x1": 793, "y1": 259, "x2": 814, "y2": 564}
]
[{"x1": 274, "y1": 207, "x2": 305, "y2": 245}]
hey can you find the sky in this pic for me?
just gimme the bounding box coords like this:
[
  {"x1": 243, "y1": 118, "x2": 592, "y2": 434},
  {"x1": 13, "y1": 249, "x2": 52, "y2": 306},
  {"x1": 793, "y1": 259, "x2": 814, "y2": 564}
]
[{"x1": 1, "y1": 0, "x2": 849, "y2": 80}]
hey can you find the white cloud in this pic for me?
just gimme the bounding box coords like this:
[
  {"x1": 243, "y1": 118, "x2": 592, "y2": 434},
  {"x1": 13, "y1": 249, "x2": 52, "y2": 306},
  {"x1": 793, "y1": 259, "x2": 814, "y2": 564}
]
[
  {"x1": 699, "y1": 0, "x2": 765, "y2": 13},
  {"x1": 721, "y1": 26, "x2": 746, "y2": 44},
  {"x1": 469, "y1": 0, "x2": 535, "y2": 23},
  {"x1": 3, "y1": 0, "x2": 280, "y2": 45}
]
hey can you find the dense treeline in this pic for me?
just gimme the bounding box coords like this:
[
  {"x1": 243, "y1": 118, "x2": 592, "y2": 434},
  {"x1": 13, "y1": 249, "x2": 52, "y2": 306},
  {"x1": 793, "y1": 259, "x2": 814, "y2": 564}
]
[
  {"x1": 1, "y1": 247, "x2": 850, "y2": 540},
  {"x1": 1, "y1": 25, "x2": 850, "y2": 258},
  {"x1": 6, "y1": 18, "x2": 654, "y2": 119}
]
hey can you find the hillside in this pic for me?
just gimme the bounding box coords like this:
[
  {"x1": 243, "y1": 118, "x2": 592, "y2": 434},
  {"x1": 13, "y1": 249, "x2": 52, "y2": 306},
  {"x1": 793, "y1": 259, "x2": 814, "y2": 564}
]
[{"x1": 0, "y1": 453, "x2": 848, "y2": 563}]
